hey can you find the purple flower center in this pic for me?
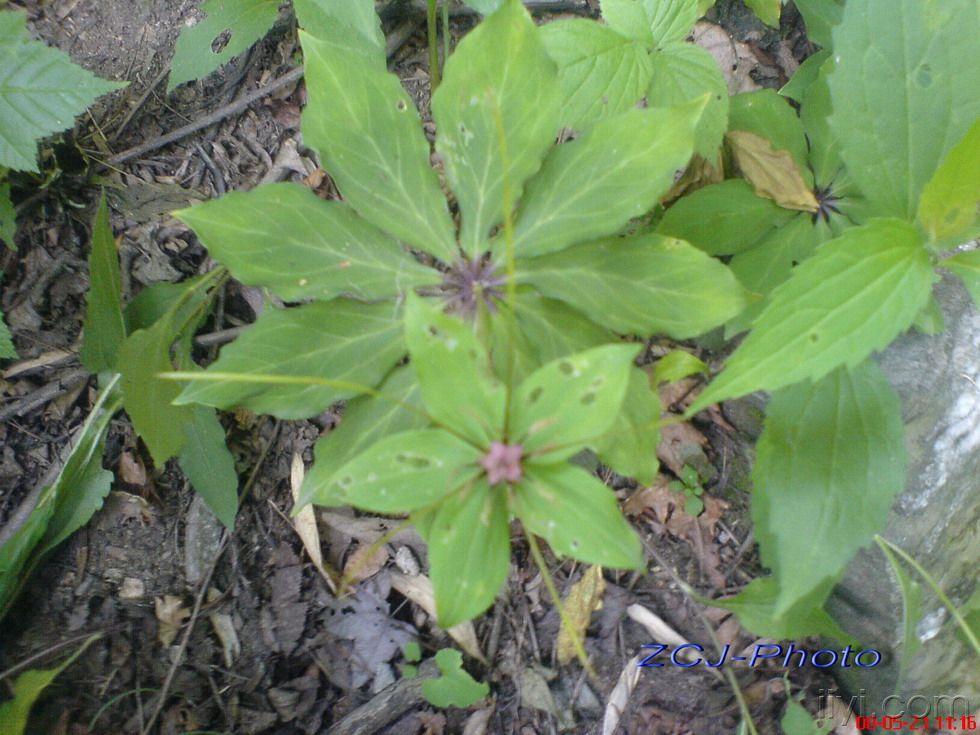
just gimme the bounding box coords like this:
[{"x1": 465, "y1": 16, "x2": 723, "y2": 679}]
[
  {"x1": 442, "y1": 256, "x2": 506, "y2": 318},
  {"x1": 481, "y1": 441, "x2": 523, "y2": 486}
]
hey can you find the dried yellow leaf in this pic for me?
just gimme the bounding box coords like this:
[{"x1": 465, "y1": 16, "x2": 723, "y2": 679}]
[
  {"x1": 556, "y1": 565, "x2": 606, "y2": 665},
  {"x1": 727, "y1": 130, "x2": 819, "y2": 213}
]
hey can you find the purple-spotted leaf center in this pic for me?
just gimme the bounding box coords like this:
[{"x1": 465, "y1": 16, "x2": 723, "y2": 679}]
[
  {"x1": 481, "y1": 441, "x2": 523, "y2": 486},
  {"x1": 442, "y1": 256, "x2": 506, "y2": 318}
]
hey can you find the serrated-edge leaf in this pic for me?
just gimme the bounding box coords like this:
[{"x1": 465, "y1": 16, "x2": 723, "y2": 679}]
[
  {"x1": 540, "y1": 19, "x2": 653, "y2": 131},
  {"x1": 517, "y1": 463, "x2": 643, "y2": 568},
  {"x1": 81, "y1": 194, "x2": 126, "y2": 373},
  {"x1": 330, "y1": 429, "x2": 482, "y2": 514},
  {"x1": 0, "y1": 180, "x2": 15, "y2": 246},
  {"x1": 0, "y1": 9, "x2": 125, "y2": 171},
  {"x1": 602, "y1": 0, "x2": 698, "y2": 48},
  {"x1": 512, "y1": 104, "x2": 699, "y2": 258},
  {"x1": 432, "y1": 0, "x2": 560, "y2": 256},
  {"x1": 428, "y1": 480, "x2": 511, "y2": 627},
  {"x1": 511, "y1": 343, "x2": 638, "y2": 459},
  {"x1": 177, "y1": 299, "x2": 405, "y2": 420},
  {"x1": 691, "y1": 219, "x2": 934, "y2": 411},
  {"x1": 792, "y1": 0, "x2": 843, "y2": 50},
  {"x1": 176, "y1": 183, "x2": 438, "y2": 301},
  {"x1": 178, "y1": 407, "x2": 239, "y2": 530},
  {"x1": 168, "y1": 0, "x2": 280, "y2": 90},
  {"x1": 300, "y1": 30, "x2": 457, "y2": 262},
  {"x1": 752, "y1": 361, "x2": 906, "y2": 615},
  {"x1": 521, "y1": 233, "x2": 750, "y2": 338}
]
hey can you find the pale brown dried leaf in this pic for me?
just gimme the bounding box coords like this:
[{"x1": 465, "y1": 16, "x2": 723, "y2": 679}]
[
  {"x1": 727, "y1": 130, "x2": 819, "y2": 212},
  {"x1": 556, "y1": 565, "x2": 606, "y2": 665},
  {"x1": 155, "y1": 594, "x2": 190, "y2": 646}
]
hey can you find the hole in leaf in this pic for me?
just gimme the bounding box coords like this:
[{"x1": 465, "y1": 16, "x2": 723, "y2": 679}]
[
  {"x1": 211, "y1": 29, "x2": 232, "y2": 54},
  {"x1": 397, "y1": 99, "x2": 408, "y2": 111},
  {"x1": 570, "y1": 539, "x2": 580, "y2": 551},
  {"x1": 396, "y1": 453, "x2": 430, "y2": 469}
]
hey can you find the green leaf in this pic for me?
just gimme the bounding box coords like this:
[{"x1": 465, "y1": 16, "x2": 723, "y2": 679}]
[
  {"x1": 743, "y1": 0, "x2": 780, "y2": 27},
  {"x1": 728, "y1": 89, "x2": 810, "y2": 179},
  {"x1": 709, "y1": 577, "x2": 852, "y2": 641},
  {"x1": 81, "y1": 194, "x2": 126, "y2": 373},
  {"x1": 462, "y1": 0, "x2": 504, "y2": 13},
  {"x1": 432, "y1": 0, "x2": 560, "y2": 257},
  {"x1": 917, "y1": 120, "x2": 980, "y2": 244},
  {"x1": 0, "y1": 9, "x2": 125, "y2": 172},
  {"x1": 828, "y1": 0, "x2": 980, "y2": 219},
  {"x1": 404, "y1": 294, "x2": 505, "y2": 447},
  {"x1": 0, "y1": 306, "x2": 14, "y2": 359},
  {"x1": 911, "y1": 294, "x2": 944, "y2": 336},
  {"x1": 177, "y1": 299, "x2": 405, "y2": 420},
  {"x1": 300, "y1": 31, "x2": 457, "y2": 262},
  {"x1": 752, "y1": 361, "x2": 906, "y2": 615},
  {"x1": 119, "y1": 320, "x2": 196, "y2": 464},
  {"x1": 779, "y1": 50, "x2": 830, "y2": 103},
  {"x1": 596, "y1": 368, "x2": 661, "y2": 485},
  {"x1": 690, "y1": 219, "x2": 935, "y2": 411},
  {"x1": 782, "y1": 699, "x2": 833, "y2": 735},
  {"x1": 177, "y1": 184, "x2": 437, "y2": 302},
  {"x1": 512, "y1": 104, "x2": 699, "y2": 258},
  {"x1": 941, "y1": 250, "x2": 980, "y2": 308},
  {"x1": 299, "y1": 366, "x2": 426, "y2": 508},
  {"x1": 517, "y1": 463, "x2": 643, "y2": 568},
  {"x1": 422, "y1": 649, "x2": 490, "y2": 708},
  {"x1": 0, "y1": 634, "x2": 98, "y2": 735},
  {"x1": 178, "y1": 408, "x2": 239, "y2": 530},
  {"x1": 0, "y1": 180, "x2": 15, "y2": 247},
  {"x1": 522, "y1": 233, "x2": 750, "y2": 338},
  {"x1": 791, "y1": 0, "x2": 843, "y2": 49},
  {"x1": 651, "y1": 350, "x2": 707, "y2": 385},
  {"x1": 426, "y1": 479, "x2": 510, "y2": 626},
  {"x1": 292, "y1": 0, "x2": 384, "y2": 60},
  {"x1": 511, "y1": 344, "x2": 638, "y2": 461},
  {"x1": 657, "y1": 179, "x2": 792, "y2": 256},
  {"x1": 330, "y1": 429, "x2": 482, "y2": 514},
  {"x1": 602, "y1": 0, "x2": 699, "y2": 48},
  {"x1": 168, "y1": 0, "x2": 280, "y2": 90},
  {"x1": 0, "y1": 491, "x2": 52, "y2": 617},
  {"x1": 877, "y1": 538, "x2": 923, "y2": 684},
  {"x1": 648, "y1": 42, "x2": 729, "y2": 158},
  {"x1": 123, "y1": 275, "x2": 207, "y2": 334},
  {"x1": 540, "y1": 19, "x2": 653, "y2": 131}
]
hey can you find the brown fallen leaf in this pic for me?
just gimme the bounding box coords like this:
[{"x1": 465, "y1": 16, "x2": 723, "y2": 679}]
[
  {"x1": 727, "y1": 130, "x2": 819, "y2": 212},
  {"x1": 342, "y1": 542, "x2": 390, "y2": 585},
  {"x1": 656, "y1": 420, "x2": 708, "y2": 477},
  {"x1": 155, "y1": 595, "x2": 190, "y2": 646},
  {"x1": 389, "y1": 571, "x2": 485, "y2": 663},
  {"x1": 289, "y1": 453, "x2": 336, "y2": 592},
  {"x1": 117, "y1": 451, "x2": 147, "y2": 486},
  {"x1": 556, "y1": 565, "x2": 606, "y2": 665},
  {"x1": 602, "y1": 655, "x2": 642, "y2": 735},
  {"x1": 692, "y1": 21, "x2": 763, "y2": 94}
]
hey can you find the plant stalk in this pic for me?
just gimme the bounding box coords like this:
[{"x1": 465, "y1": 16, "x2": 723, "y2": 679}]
[{"x1": 427, "y1": 0, "x2": 441, "y2": 89}]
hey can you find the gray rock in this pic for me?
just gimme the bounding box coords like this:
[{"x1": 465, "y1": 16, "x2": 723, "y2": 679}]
[{"x1": 828, "y1": 276, "x2": 979, "y2": 713}]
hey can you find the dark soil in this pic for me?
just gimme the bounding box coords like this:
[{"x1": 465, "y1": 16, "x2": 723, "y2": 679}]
[{"x1": 1, "y1": 1, "x2": 835, "y2": 733}]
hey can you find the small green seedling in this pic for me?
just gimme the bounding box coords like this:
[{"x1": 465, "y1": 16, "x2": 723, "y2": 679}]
[
  {"x1": 669, "y1": 464, "x2": 704, "y2": 517},
  {"x1": 421, "y1": 649, "x2": 489, "y2": 709}
]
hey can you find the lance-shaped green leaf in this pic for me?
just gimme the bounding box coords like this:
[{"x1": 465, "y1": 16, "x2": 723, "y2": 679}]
[
  {"x1": 779, "y1": 50, "x2": 830, "y2": 103},
  {"x1": 426, "y1": 480, "x2": 510, "y2": 627},
  {"x1": 0, "y1": 308, "x2": 14, "y2": 359},
  {"x1": 690, "y1": 219, "x2": 935, "y2": 412},
  {"x1": 178, "y1": 408, "x2": 239, "y2": 530},
  {"x1": 752, "y1": 361, "x2": 906, "y2": 616},
  {"x1": 601, "y1": 0, "x2": 698, "y2": 48},
  {"x1": 404, "y1": 294, "x2": 505, "y2": 447},
  {"x1": 522, "y1": 233, "x2": 749, "y2": 338},
  {"x1": 648, "y1": 42, "x2": 729, "y2": 158},
  {"x1": 728, "y1": 89, "x2": 810, "y2": 179},
  {"x1": 596, "y1": 368, "x2": 661, "y2": 485},
  {"x1": 0, "y1": 492, "x2": 52, "y2": 618},
  {"x1": 657, "y1": 179, "x2": 792, "y2": 256},
  {"x1": 941, "y1": 250, "x2": 980, "y2": 308},
  {"x1": 0, "y1": 9, "x2": 125, "y2": 171},
  {"x1": 177, "y1": 184, "x2": 437, "y2": 301},
  {"x1": 744, "y1": 0, "x2": 780, "y2": 27},
  {"x1": 331, "y1": 429, "x2": 481, "y2": 514},
  {"x1": 177, "y1": 300, "x2": 405, "y2": 420},
  {"x1": 540, "y1": 19, "x2": 653, "y2": 131},
  {"x1": 301, "y1": 31, "x2": 457, "y2": 262},
  {"x1": 299, "y1": 366, "x2": 426, "y2": 508},
  {"x1": 81, "y1": 195, "x2": 126, "y2": 373},
  {"x1": 1, "y1": 181, "x2": 15, "y2": 247},
  {"x1": 432, "y1": 0, "x2": 560, "y2": 256},
  {"x1": 792, "y1": 0, "x2": 842, "y2": 49},
  {"x1": 516, "y1": 463, "x2": 643, "y2": 568},
  {"x1": 510, "y1": 344, "x2": 638, "y2": 461},
  {"x1": 917, "y1": 120, "x2": 980, "y2": 244},
  {"x1": 828, "y1": 0, "x2": 980, "y2": 219},
  {"x1": 512, "y1": 104, "x2": 700, "y2": 258},
  {"x1": 292, "y1": 0, "x2": 385, "y2": 61}
]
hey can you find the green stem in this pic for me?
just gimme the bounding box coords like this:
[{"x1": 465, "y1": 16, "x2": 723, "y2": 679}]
[
  {"x1": 427, "y1": 0, "x2": 441, "y2": 89},
  {"x1": 874, "y1": 535, "x2": 980, "y2": 656},
  {"x1": 441, "y1": 0, "x2": 450, "y2": 65}
]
